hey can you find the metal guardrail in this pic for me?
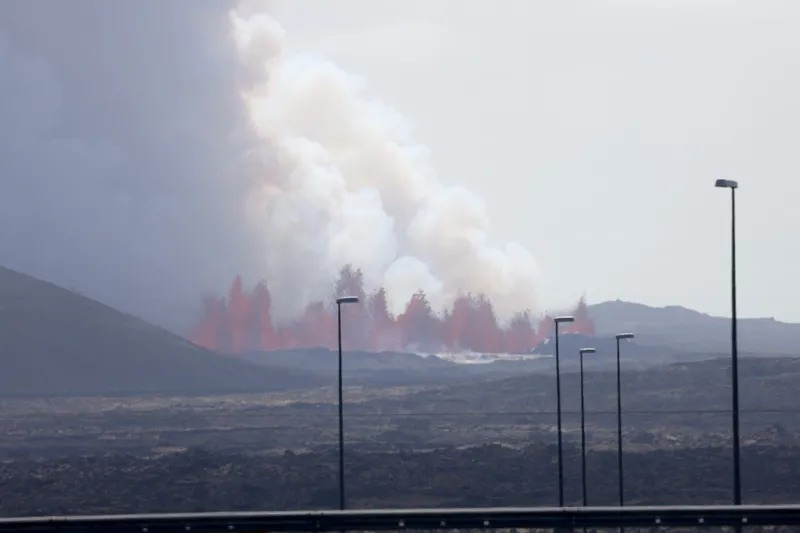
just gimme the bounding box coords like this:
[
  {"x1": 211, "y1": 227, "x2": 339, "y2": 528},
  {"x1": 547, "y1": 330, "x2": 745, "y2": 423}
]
[{"x1": 1, "y1": 505, "x2": 800, "y2": 532}]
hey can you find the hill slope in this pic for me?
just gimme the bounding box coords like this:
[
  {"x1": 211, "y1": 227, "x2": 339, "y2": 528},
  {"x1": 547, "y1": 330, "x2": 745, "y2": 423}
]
[
  {"x1": 0, "y1": 267, "x2": 320, "y2": 396},
  {"x1": 590, "y1": 300, "x2": 800, "y2": 354}
]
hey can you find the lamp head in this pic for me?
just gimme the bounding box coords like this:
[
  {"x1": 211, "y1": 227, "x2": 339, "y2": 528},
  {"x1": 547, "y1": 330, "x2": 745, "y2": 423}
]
[
  {"x1": 336, "y1": 296, "x2": 360, "y2": 305},
  {"x1": 616, "y1": 332, "x2": 635, "y2": 341},
  {"x1": 715, "y1": 178, "x2": 738, "y2": 189},
  {"x1": 579, "y1": 348, "x2": 596, "y2": 355},
  {"x1": 554, "y1": 316, "x2": 575, "y2": 324}
]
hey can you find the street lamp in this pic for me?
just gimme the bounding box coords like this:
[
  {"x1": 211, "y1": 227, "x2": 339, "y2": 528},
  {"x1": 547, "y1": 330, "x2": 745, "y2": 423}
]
[
  {"x1": 615, "y1": 332, "x2": 634, "y2": 510},
  {"x1": 715, "y1": 177, "x2": 741, "y2": 507},
  {"x1": 336, "y1": 295, "x2": 359, "y2": 510},
  {"x1": 554, "y1": 315, "x2": 574, "y2": 507},
  {"x1": 578, "y1": 347, "x2": 596, "y2": 507}
]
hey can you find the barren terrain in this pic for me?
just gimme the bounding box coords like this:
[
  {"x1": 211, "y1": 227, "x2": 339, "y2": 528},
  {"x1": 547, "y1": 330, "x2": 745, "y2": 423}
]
[{"x1": 2, "y1": 356, "x2": 800, "y2": 517}]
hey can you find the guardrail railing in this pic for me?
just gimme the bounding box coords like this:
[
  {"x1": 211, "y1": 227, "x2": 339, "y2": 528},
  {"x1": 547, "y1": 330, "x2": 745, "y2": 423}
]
[{"x1": 2, "y1": 504, "x2": 800, "y2": 532}]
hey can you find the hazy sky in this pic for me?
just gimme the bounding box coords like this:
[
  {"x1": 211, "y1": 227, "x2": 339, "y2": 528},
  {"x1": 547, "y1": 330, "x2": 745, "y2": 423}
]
[
  {"x1": 271, "y1": 0, "x2": 800, "y2": 321},
  {"x1": 1, "y1": 0, "x2": 798, "y2": 329}
]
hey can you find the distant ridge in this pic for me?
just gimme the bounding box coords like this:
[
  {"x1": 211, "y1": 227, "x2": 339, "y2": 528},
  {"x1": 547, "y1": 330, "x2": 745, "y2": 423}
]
[
  {"x1": 589, "y1": 300, "x2": 800, "y2": 355},
  {"x1": 0, "y1": 267, "x2": 321, "y2": 396}
]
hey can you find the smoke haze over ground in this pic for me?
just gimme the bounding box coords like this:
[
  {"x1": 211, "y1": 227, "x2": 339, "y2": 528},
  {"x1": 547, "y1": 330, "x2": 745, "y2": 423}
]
[
  {"x1": 0, "y1": 0, "x2": 542, "y2": 334},
  {"x1": 0, "y1": 0, "x2": 260, "y2": 330}
]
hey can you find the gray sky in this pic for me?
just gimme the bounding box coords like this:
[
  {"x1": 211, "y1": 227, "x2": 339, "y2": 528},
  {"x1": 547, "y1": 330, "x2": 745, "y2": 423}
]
[
  {"x1": 272, "y1": 0, "x2": 800, "y2": 321},
  {"x1": 1, "y1": 0, "x2": 798, "y2": 329}
]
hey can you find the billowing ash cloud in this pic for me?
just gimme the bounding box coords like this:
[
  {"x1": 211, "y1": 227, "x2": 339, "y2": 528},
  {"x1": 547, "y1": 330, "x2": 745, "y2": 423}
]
[
  {"x1": 229, "y1": 4, "x2": 540, "y2": 321},
  {"x1": 0, "y1": 0, "x2": 540, "y2": 332},
  {"x1": 0, "y1": 0, "x2": 266, "y2": 330}
]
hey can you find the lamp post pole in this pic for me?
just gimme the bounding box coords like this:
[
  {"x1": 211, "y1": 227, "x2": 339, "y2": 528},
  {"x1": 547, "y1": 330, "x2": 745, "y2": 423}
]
[
  {"x1": 715, "y1": 178, "x2": 741, "y2": 507},
  {"x1": 615, "y1": 333, "x2": 634, "y2": 516},
  {"x1": 579, "y1": 347, "x2": 596, "y2": 507},
  {"x1": 554, "y1": 316, "x2": 574, "y2": 507},
  {"x1": 336, "y1": 296, "x2": 359, "y2": 511}
]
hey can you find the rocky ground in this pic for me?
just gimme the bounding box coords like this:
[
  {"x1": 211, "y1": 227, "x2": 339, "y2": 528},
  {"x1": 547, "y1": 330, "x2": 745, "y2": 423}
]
[
  {"x1": 1, "y1": 443, "x2": 799, "y2": 516},
  {"x1": 2, "y1": 358, "x2": 800, "y2": 521},
  {"x1": 1, "y1": 384, "x2": 797, "y2": 460}
]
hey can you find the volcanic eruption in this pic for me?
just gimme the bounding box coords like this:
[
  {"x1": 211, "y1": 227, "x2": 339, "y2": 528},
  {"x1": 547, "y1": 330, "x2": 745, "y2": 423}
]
[
  {"x1": 189, "y1": 6, "x2": 596, "y2": 353},
  {"x1": 189, "y1": 266, "x2": 594, "y2": 354},
  {"x1": 0, "y1": 2, "x2": 586, "y2": 343}
]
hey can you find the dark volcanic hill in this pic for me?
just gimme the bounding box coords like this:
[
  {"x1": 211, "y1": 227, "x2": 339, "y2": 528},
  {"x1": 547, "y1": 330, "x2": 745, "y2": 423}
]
[
  {"x1": 590, "y1": 300, "x2": 800, "y2": 355},
  {"x1": 0, "y1": 267, "x2": 321, "y2": 396}
]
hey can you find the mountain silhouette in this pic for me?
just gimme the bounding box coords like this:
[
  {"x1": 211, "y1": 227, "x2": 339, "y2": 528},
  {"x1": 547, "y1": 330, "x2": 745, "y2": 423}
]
[{"x1": 0, "y1": 267, "x2": 321, "y2": 396}]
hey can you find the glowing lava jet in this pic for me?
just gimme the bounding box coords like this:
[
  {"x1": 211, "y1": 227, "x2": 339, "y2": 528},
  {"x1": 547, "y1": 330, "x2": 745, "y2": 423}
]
[{"x1": 189, "y1": 266, "x2": 594, "y2": 355}]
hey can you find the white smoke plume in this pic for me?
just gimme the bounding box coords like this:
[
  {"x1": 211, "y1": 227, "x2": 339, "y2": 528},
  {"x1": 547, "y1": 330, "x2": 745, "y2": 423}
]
[
  {"x1": 0, "y1": 0, "x2": 539, "y2": 331},
  {"x1": 230, "y1": 3, "x2": 540, "y2": 321}
]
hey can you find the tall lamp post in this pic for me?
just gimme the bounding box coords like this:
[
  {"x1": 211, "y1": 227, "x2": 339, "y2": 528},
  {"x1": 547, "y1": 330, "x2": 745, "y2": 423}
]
[
  {"x1": 715, "y1": 178, "x2": 741, "y2": 507},
  {"x1": 578, "y1": 347, "x2": 596, "y2": 507},
  {"x1": 336, "y1": 295, "x2": 359, "y2": 511},
  {"x1": 554, "y1": 315, "x2": 574, "y2": 507},
  {"x1": 615, "y1": 332, "x2": 634, "y2": 512}
]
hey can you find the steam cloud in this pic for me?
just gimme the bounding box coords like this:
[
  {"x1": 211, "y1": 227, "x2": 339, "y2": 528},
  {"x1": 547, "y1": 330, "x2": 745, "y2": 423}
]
[
  {"x1": 0, "y1": 0, "x2": 542, "y2": 334},
  {"x1": 228, "y1": 3, "x2": 541, "y2": 322}
]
